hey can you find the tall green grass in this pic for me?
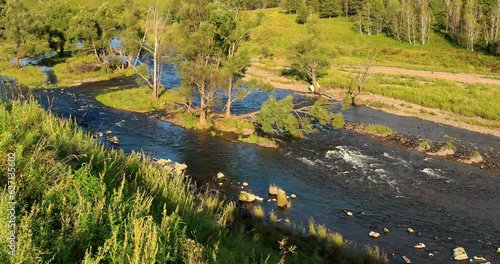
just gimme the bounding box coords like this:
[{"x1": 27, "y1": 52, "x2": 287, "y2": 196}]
[
  {"x1": 243, "y1": 8, "x2": 500, "y2": 74},
  {"x1": 0, "y1": 101, "x2": 387, "y2": 263}
]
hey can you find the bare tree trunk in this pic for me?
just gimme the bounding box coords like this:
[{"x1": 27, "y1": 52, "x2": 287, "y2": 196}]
[
  {"x1": 225, "y1": 76, "x2": 233, "y2": 118},
  {"x1": 199, "y1": 82, "x2": 208, "y2": 126}
]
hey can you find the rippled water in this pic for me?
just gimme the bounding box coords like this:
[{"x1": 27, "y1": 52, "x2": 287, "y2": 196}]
[{"x1": 33, "y1": 79, "x2": 500, "y2": 264}]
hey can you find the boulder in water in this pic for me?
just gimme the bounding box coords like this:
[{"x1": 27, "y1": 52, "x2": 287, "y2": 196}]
[
  {"x1": 239, "y1": 191, "x2": 256, "y2": 203},
  {"x1": 414, "y1": 243, "x2": 425, "y2": 249},
  {"x1": 472, "y1": 256, "x2": 487, "y2": 262},
  {"x1": 268, "y1": 184, "x2": 279, "y2": 195},
  {"x1": 290, "y1": 193, "x2": 297, "y2": 199},
  {"x1": 369, "y1": 231, "x2": 380, "y2": 238},
  {"x1": 452, "y1": 247, "x2": 468, "y2": 261},
  {"x1": 242, "y1": 182, "x2": 249, "y2": 187}
]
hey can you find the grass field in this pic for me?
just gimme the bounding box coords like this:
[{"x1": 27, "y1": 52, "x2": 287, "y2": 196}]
[{"x1": 243, "y1": 8, "x2": 500, "y2": 74}]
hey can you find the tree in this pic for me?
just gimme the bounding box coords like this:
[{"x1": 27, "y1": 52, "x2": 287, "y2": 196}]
[
  {"x1": 1, "y1": 0, "x2": 46, "y2": 68},
  {"x1": 115, "y1": 1, "x2": 145, "y2": 68},
  {"x1": 344, "y1": 52, "x2": 375, "y2": 106},
  {"x1": 68, "y1": 4, "x2": 118, "y2": 64},
  {"x1": 319, "y1": 0, "x2": 341, "y2": 18},
  {"x1": 284, "y1": 0, "x2": 301, "y2": 13},
  {"x1": 258, "y1": 95, "x2": 345, "y2": 138},
  {"x1": 178, "y1": 0, "x2": 227, "y2": 126},
  {"x1": 221, "y1": 10, "x2": 271, "y2": 117},
  {"x1": 289, "y1": 18, "x2": 331, "y2": 94},
  {"x1": 463, "y1": 0, "x2": 481, "y2": 51},
  {"x1": 42, "y1": 0, "x2": 73, "y2": 57},
  {"x1": 296, "y1": 3, "x2": 310, "y2": 24}
]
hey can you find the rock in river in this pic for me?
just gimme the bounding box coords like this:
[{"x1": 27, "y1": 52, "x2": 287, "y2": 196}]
[
  {"x1": 216, "y1": 172, "x2": 225, "y2": 179},
  {"x1": 369, "y1": 231, "x2": 380, "y2": 238},
  {"x1": 452, "y1": 247, "x2": 468, "y2": 261},
  {"x1": 414, "y1": 243, "x2": 425, "y2": 249}
]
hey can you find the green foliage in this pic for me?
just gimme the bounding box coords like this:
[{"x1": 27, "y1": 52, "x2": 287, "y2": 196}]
[
  {"x1": 1, "y1": 0, "x2": 49, "y2": 67},
  {"x1": 42, "y1": 0, "x2": 73, "y2": 56},
  {"x1": 319, "y1": 0, "x2": 342, "y2": 18},
  {"x1": 289, "y1": 17, "x2": 331, "y2": 92},
  {"x1": 258, "y1": 96, "x2": 303, "y2": 137},
  {"x1": 308, "y1": 97, "x2": 345, "y2": 129},
  {"x1": 258, "y1": 96, "x2": 344, "y2": 137},
  {"x1": 216, "y1": 116, "x2": 254, "y2": 134},
  {"x1": 296, "y1": 3, "x2": 309, "y2": 24},
  {"x1": 365, "y1": 125, "x2": 393, "y2": 137},
  {"x1": 238, "y1": 134, "x2": 278, "y2": 148}
]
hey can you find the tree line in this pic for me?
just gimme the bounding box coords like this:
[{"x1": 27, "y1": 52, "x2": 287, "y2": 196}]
[{"x1": 282, "y1": 0, "x2": 500, "y2": 54}]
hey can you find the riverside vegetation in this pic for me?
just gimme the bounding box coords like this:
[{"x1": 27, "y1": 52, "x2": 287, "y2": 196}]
[{"x1": 0, "y1": 99, "x2": 388, "y2": 263}]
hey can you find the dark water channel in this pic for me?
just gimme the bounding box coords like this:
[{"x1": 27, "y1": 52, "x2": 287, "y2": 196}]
[{"x1": 33, "y1": 79, "x2": 500, "y2": 264}]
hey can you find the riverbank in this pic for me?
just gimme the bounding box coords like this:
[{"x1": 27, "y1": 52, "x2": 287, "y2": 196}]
[
  {"x1": 0, "y1": 100, "x2": 389, "y2": 263},
  {"x1": 244, "y1": 63, "x2": 500, "y2": 138}
]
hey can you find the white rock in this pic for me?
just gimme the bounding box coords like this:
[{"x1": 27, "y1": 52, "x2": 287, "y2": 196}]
[
  {"x1": 218, "y1": 182, "x2": 223, "y2": 186},
  {"x1": 452, "y1": 247, "x2": 468, "y2": 261},
  {"x1": 496, "y1": 248, "x2": 500, "y2": 254},
  {"x1": 383, "y1": 228, "x2": 390, "y2": 233},
  {"x1": 402, "y1": 255, "x2": 411, "y2": 264},
  {"x1": 290, "y1": 193, "x2": 297, "y2": 199},
  {"x1": 284, "y1": 218, "x2": 290, "y2": 223},
  {"x1": 346, "y1": 211, "x2": 353, "y2": 217},
  {"x1": 428, "y1": 253, "x2": 434, "y2": 257},
  {"x1": 242, "y1": 182, "x2": 249, "y2": 187},
  {"x1": 369, "y1": 231, "x2": 380, "y2": 238},
  {"x1": 414, "y1": 243, "x2": 426, "y2": 249},
  {"x1": 271, "y1": 198, "x2": 277, "y2": 202},
  {"x1": 255, "y1": 196, "x2": 264, "y2": 202},
  {"x1": 216, "y1": 172, "x2": 225, "y2": 179},
  {"x1": 407, "y1": 228, "x2": 415, "y2": 233},
  {"x1": 473, "y1": 256, "x2": 487, "y2": 262},
  {"x1": 105, "y1": 130, "x2": 112, "y2": 134}
]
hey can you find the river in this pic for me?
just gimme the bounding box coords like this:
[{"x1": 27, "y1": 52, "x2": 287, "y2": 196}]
[{"x1": 33, "y1": 78, "x2": 500, "y2": 264}]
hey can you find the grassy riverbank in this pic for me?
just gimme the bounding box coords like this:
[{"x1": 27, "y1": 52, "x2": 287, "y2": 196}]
[
  {"x1": 0, "y1": 101, "x2": 387, "y2": 263},
  {"x1": 0, "y1": 54, "x2": 135, "y2": 89}
]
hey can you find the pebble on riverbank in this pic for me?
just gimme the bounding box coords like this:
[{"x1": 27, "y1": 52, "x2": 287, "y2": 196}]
[{"x1": 452, "y1": 247, "x2": 468, "y2": 261}]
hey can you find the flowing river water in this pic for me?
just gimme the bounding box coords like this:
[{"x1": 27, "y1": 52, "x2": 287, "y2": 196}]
[{"x1": 32, "y1": 77, "x2": 500, "y2": 264}]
